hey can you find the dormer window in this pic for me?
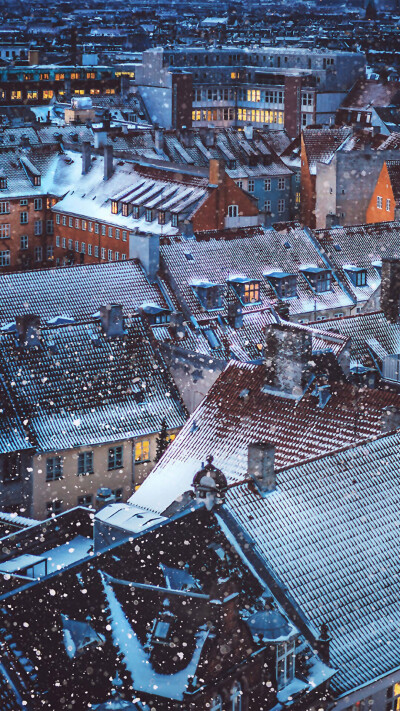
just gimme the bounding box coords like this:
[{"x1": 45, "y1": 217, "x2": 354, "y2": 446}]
[
  {"x1": 140, "y1": 303, "x2": 171, "y2": 325},
  {"x1": 171, "y1": 213, "x2": 178, "y2": 227},
  {"x1": 192, "y1": 281, "x2": 224, "y2": 311},
  {"x1": 344, "y1": 266, "x2": 367, "y2": 287},
  {"x1": 301, "y1": 267, "x2": 332, "y2": 293},
  {"x1": 229, "y1": 276, "x2": 261, "y2": 304},
  {"x1": 228, "y1": 204, "x2": 239, "y2": 218},
  {"x1": 132, "y1": 205, "x2": 139, "y2": 219},
  {"x1": 145, "y1": 208, "x2": 153, "y2": 223},
  {"x1": 265, "y1": 272, "x2": 297, "y2": 299},
  {"x1": 122, "y1": 203, "x2": 131, "y2": 217},
  {"x1": 158, "y1": 210, "x2": 165, "y2": 225},
  {"x1": 0, "y1": 176, "x2": 7, "y2": 190},
  {"x1": 277, "y1": 641, "x2": 295, "y2": 690},
  {"x1": 111, "y1": 200, "x2": 118, "y2": 215},
  {"x1": 34, "y1": 176, "x2": 41, "y2": 186}
]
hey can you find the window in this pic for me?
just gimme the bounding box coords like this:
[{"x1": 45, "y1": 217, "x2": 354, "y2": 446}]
[
  {"x1": 101, "y1": 247, "x2": 105, "y2": 259},
  {"x1": 20, "y1": 199, "x2": 28, "y2": 206},
  {"x1": 122, "y1": 230, "x2": 127, "y2": 242},
  {"x1": 95, "y1": 223, "x2": 99, "y2": 234},
  {"x1": 68, "y1": 239, "x2": 73, "y2": 250},
  {"x1": 95, "y1": 246, "x2": 99, "y2": 257},
  {"x1": 34, "y1": 219, "x2": 42, "y2": 235},
  {"x1": 34, "y1": 246, "x2": 42, "y2": 262},
  {"x1": 81, "y1": 242, "x2": 85, "y2": 254},
  {"x1": 230, "y1": 682, "x2": 242, "y2": 711},
  {"x1": 264, "y1": 200, "x2": 271, "y2": 213},
  {"x1": 115, "y1": 251, "x2": 119, "y2": 260},
  {"x1": 46, "y1": 457, "x2": 62, "y2": 481},
  {"x1": 278, "y1": 177, "x2": 286, "y2": 190},
  {"x1": 47, "y1": 245, "x2": 53, "y2": 259},
  {"x1": 75, "y1": 218, "x2": 80, "y2": 229},
  {"x1": 135, "y1": 440, "x2": 150, "y2": 463},
  {"x1": 0, "y1": 224, "x2": 10, "y2": 238},
  {"x1": 264, "y1": 179, "x2": 271, "y2": 191},
  {"x1": 46, "y1": 220, "x2": 53, "y2": 234},
  {"x1": 0, "y1": 177, "x2": 7, "y2": 190},
  {"x1": 55, "y1": 73, "x2": 65, "y2": 81},
  {"x1": 75, "y1": 240, "x2": 79, "y2": 251},
  {"x1": 82, "y1": 220, "x2": 86, "y2": 231},
  {"x1": 276, "y1": 641, "x2": 295, "y2": 690},
  {"x1": 115, "y1": 228, "x2": 120, "y2": 240},
  {"x1": 3, "y1": 453, "x2": 21, "y2": 482},
  {"x1": 108, "y1": 226, "x2": 113, "y2": 238},
  {"x1": 356, "y1": 270, "x2": 367, "y2": 286},
  {"x1": 0, "y1": 201, "x2": 9, "y2": 214},
  {"x1": 88, "y1": 244, "x2": 92, "y2": 256},
  {"x1": 69, "y1": 217, "x2": 73, "y2": 227},
  {"x1": 302, "y1": 268, "x2": 332, "y2": 293},
  {"x1": 193, "y1": 283, "x2": 224, "y2": 310},
  {"x1": 158, "y1": 211, "x2": 165, "y2": 225},
  {"x1": 77, "y1": 451, "x2": 94, "y2": 476},
  {"x1": 108, "y1": 445, "x2": 123, "y2": 470},
  {"x1": 132, "y1": 205, "x2": 139, "y2": 219},
  {"x1": 171, "y1": 214, "x2": 178, "y2": 227},
  {"x1": 62, "y1": 237, "x2": 66, "y2": 248},
  {"x1": 20, "y1": 234, "x2": 28, "y2": 250},
  {"x1": 377, "y1": 195, "x2": 383, "y2": 209},
  {"x1": 88, "y1": 221, "x2": 93, "y2": 232},
  {"x1": 111, "y1": 200, "x2": 118, "y2": 215},
  {"x1": 244, "y1": 281, "x2": 260, "y2": 303},
  {"x1": 386, "y1": 683, "x2": 400, "y2": 711},
  {"x1": 112, "y1": 488, "x2": 123, "y2": 501},
  {"x1": 386, "y1": 198, "x2": 391, "y2": 212},
  {"x1": 266, "y1": 273, "x2": 297, "y2": 299},
  {"x1": 34, "y1": 198, "x2": 42, "y2": 211},
  {"x1": 248, "y1": 179, "x2": 255, "y2": 193},
  {"x1": 77, "y1": 495, "x2": 93, "y2": 507},
  {"x1": 108, "y1": 249, "x2": 113, "y2": 261},
  {"x1": 20, "y1": 211, "x2": 28, "y2": 224},
  {"x1": 56, "y1": 214, "x2": 60, "y2": 224},
  {"x1": 101, "y1": 225, "x2": 106, "y2": 236},
  {"x1": 11, "y1": 90, "x2": 22, "y2": 101},
  {"x1": 40, "y1": 73, "x2": 49, "y2": 80},
  {"x1": 278, "y1": 199, "x2": 285, "y2": 213},
  {"x1": 145, "y1": 208, "x2": 153, "y2": 222},
  {"x1": 46, "y1": 499, "x2": 62, "y2": 516},
  {"x1": 43, "y1": 90, "x2": 53, "y2": 100},
  {"x1": 228, "y1": 204, "x2": 239, "y2": 218}
]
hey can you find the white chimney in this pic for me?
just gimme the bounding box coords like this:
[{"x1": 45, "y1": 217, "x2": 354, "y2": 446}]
[{"x1": 248, "y1": 442, "x2": 276, "y2": 496}]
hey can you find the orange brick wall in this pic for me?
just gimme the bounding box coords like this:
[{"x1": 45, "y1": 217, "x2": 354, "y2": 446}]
[
  {"x1": 53, "y1": 215, "x2": 129, "y2": 266},
  {"x1": 0, "y1": 196, "x2": 52, "y2": 271},
  {"x1": 192, "y1": 172, "x2": 259, "y2": 232},
  {"x1": 366, "y1": 161, "x2": 395, "y2": 224}
]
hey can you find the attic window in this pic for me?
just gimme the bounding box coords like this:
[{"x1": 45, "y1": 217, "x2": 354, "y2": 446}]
[
  {"x1": 145, "y1": 209, "x2": 154, "y2": 223},
  {"x1": 192, "y1": 281, "x2": 224, "y2": 311},
  {"x1": 122, "y1": 203, "x2": 131, "y2": 217},
  {"x1": 265, "y1": 272, "x2": 297, "y2": 299},
  {"x1": 111, "y1": 200, "x2": 118, "y2": 215},
  {"x1": 34, "y1": 176, "x2": 41, "y2": 187},
  {"x1": 301, "y1": 267, "x2": 332, "y2": 293},
  {"x1": 344, "y1": 266, "x2": 367, "y2": 287},
  {"x1": 132, "y1": 205, "x2": 139, "y2": 219},
  {"x1": 230, "y1": 277, "x2": 261, "y2": 304},
  {"x1": 0, "y1": 177, "x2": 7, "y2": 190}
]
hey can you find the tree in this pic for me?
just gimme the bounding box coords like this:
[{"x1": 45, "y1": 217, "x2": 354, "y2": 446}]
[{"x1": 154, "y1": 418, "x2": 170, "y2": 462}]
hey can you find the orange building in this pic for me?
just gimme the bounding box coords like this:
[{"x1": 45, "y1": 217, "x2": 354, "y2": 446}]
[{"x1": 366, "y1": 160, "x2": 399, "y2": 224}]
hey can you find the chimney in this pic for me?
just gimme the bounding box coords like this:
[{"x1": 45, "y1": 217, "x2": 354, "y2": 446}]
[
  {"x1": 227, "y1": 300, "x2": 243, "y2": 328},
  {"x1": 264, "y1": 323, "x2": 312, "y2": 398},
  {"x1": 180, "y1": 128, "x2": 194, "y2": 148},
  {"x1": 82, "y1": 141, "x2": 91, "y2": 175},
  {"x1": 315, "y1": 623, "x2": 331, "y2": 665},
  {"x1": 244, "y1": 123, "x2": 254, "y2": 140},
  {"x1": 155, "y1": 127, "x2": 164, "y2": 153},
  {"x1": 16, "y1": 314, "x2": 41, "y2": 348},
  {"x1": 200, "y1": 126, "x2": 215, "y2": 148},
  {"x1": 209, "y1": 159, "x2": 225, "y2": 188},
  {"x1": 130, "y1": 232, "x2": 160, "y2": 283},
  {"x1": 248, "y1": 442, "x2": 276, "y2": 496},
  {"x1": 325, "y1": 213, "x2": 339, "y2": 229},
  {"x1": 104, "y1": 144, "x2": 113, "y2": 181},
  {"x1": 169, "y1": 312, "x2": 186, "y2": 340},
  {"x1": 96, "y1": 487, "x2": 116, "y2": 510},
  {"x1": 94, "y1": 127, "x2": 107, "y2": 149},
  {"x1": 382, "y1": 405, "x2": 400, "y2": 433},
  {"x1": 381, "y1": 258, "x2": 400, "y2": 323},
  {"x1": 100, "y1": 304, "x2": 125, "y2": 338},
  {"x1": 317, "y1": 383, "x2": 331, "y2": 409}
]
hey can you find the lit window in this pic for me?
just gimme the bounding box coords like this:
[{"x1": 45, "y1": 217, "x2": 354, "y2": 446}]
[
  {"x1": 135, "y1": 440, "x2": 150, "y2": 462},
  {"x1": 40, "y1": 73, "x2": 49, "y2": 80},
  {"x1": 43, "y1": 90, "x2": 53, "y2": 100},
  {"x1": 111, "y1": 200, "x2": 118, "y2": 214},
  {"x1": 108, "y1": 446, "x2": 123, "y2": 470},
  {"x1": 243, "y1": 281, "x2": 260, "y2": 303},
  {"x1": 55, "y1": 73, "x2": 65, "y2": 81},
  {"x1": 77, "y1": 451, "x2": 93, "y2": 476},
  {"x1": 386, "y1": 683, "x2": 400, "y2": 711},
  {"x1": 11, "y1": 90, "x2": 22, "y2": 100}
]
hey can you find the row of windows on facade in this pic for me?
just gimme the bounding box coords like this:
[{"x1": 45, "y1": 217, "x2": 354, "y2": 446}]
[
  {"x1": 0, "y1": 219, "x2": 52, "y2": 237},
  {"x1": 193, "y1": 88, "x2": 288, "y2": 105},
  {"x1": 0, "y1": 198, "x2": 44, "y2": 214},
  {"x1": 46, "y1": 488, "x2": 123, "y2": 515},
  {"x1": 191, "y1": 108, "x2": 285, "y2": 125},
  {"x1": 167, "y1": 48, "x2": 334, "y2": 68},
  {"x1": 110, "y1": 200, "x2": 180, "y2": 227},
  {"x1": 235, "y1": 178, "x2": 288, "y2": 193},
  {"x1": 55, "y1": 236, "x2": 127, "y2": 261},
  {"x1": 0, "y1": 242, "x2": 128, "y2": 266},
  {"x1": 3, "y1": 442, "x2": 153, "y2": 484},
  {"x1": 55, "y1": 213, "x2": 130, "y2": 239},
  {"x1": 1, "y1": 87, "x2": 116, "y2": 101}
]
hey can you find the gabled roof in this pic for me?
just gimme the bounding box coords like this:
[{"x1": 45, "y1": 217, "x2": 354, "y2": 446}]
[
  {"x1": 339, "y1": 78, "x2": 400, "y2": 110},
  {"x1": 0, "y1": 316, "x2": 186, "y2": 451},
  {"x1": 302, "y1": 127, "x2": 352, "y2": 171},
  {"x1": 386, "y1": 160, "x2": 400, "y2": 203},
  {"x1": 0, "y1": 259, "x2": 168, "y2": 327},
  {"x1": 130, "y1": 360, "x2": 400, "y2": 513},
  {"x1": 160, "y1": 224, "x2": 353, "y2": 321}
]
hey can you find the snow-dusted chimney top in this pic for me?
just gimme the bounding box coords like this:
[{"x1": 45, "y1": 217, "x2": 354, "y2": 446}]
[
  {"x1": 100, "y1": 304, "x2": 124, "y2": 339},
  {"x1": 15, "y1": 314, "x2": 41, "y2": 349},
  {"x1": 248, "y1": 441, "x2": 276, "y2": 496}
]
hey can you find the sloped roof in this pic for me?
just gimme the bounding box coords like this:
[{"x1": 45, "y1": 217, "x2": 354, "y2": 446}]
[
  {"x1": 226, "y1": 429, "x2": 400, "y2": 695},
  {"x1": 130, "y1": 361, "x2": 400, "y2": 513},
  {"x1": 0, "y1": 316, "x2": 186, "y2": 451},
  {"x1": 160, "y1": 224, "x2": 353, "y2": 321},
  {"x1": 340, "y1": 78, "x2": 400, "y2": 110},
  {"x1": 386, "y1": 160, "x2": 400, "y2": 203},
  {"x1": 0, "y1": 259, "x2": 168, "y2": 327},
  {"x1": 302, "y1": 127, "x2": 352, "y2": 170}
]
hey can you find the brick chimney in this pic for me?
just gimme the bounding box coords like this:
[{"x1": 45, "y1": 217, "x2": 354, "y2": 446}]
[
  {"x1": 248, "y1": 442, "x2": 276, "y2": 496},
  {"x1": 104, "y1": 144, "x2": 113, "y2": 181},
  {"x1": 381, "y1": 258, "x2": 400, "y2": 323},
  {"x1": 82, "y1": 141, "x2": 91, "y2": 175},
  {"x1": 100, "y1": 304, "x2": 124, "y2": 338},
  {"x1": 209, "y1": 159, "x2": 225, "y2": 188},
  {"x1": 382, "y1": 405, "x2": 400, "y2": 433},
  {"x1": 16, "y1": 314, "x2": 41, "y2": 348},
  {"x1": 264, "y1": 323, "x2": 312, "y2": 398}
]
